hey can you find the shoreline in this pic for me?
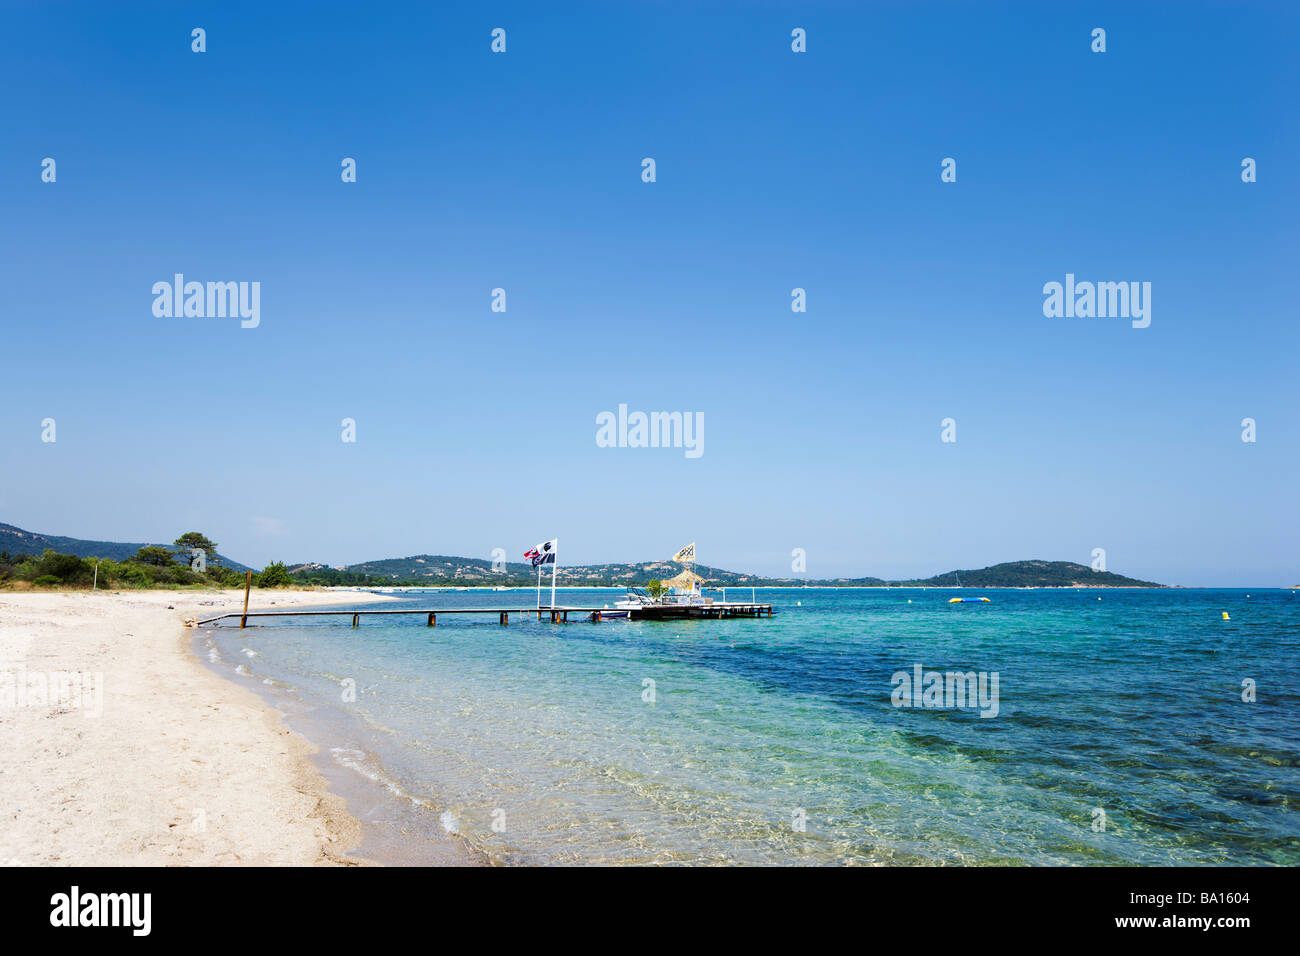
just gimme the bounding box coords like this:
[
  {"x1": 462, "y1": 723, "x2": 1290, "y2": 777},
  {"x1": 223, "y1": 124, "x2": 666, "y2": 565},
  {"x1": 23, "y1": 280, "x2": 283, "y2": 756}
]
[
  {"x1": 193, "y1": 610, "x2": 486, "y2": 866},
  {"x1": 0, "y1": 588, "x2": 404, "y2": 866},
  {"x1": 319, "y1": 584, "x2": 1271, "y2": 591}
]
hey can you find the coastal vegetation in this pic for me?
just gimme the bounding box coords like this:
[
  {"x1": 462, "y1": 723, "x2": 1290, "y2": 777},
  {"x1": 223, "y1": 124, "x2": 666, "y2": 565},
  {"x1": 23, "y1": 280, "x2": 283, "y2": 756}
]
[
  {"x1": 0, "y1": 521, "x2": 247, "y2": 569},
  {"x1": 307, "y1": 555, "x2": 1163, "y2": 589},
  {"x1": 0, "y1": 531, "x2": 293, "y2": 590},
  {"x1": 0, "y1": 523, "x2": 1166, "y2": 589}
]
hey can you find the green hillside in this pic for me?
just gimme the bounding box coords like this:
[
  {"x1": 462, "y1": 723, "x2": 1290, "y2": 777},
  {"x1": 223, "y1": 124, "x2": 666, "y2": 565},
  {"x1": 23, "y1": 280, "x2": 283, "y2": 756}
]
[
  {"x1": 1, "y1": 522, "x2": 1164, "y2": 589},
  {"x1": 0, "y1": 523, "x2": 250, "y2": 570},
  {"x1": 291, "y1": 554, "x2": 1157, "y2": 588},
  {"x1": 895, "y1": 560, "x2": 1161, "y2": 588}
]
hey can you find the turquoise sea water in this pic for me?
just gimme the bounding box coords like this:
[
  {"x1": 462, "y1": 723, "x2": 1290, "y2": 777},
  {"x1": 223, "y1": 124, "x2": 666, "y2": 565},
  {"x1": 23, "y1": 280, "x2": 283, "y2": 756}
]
[{"x1": 199, "y1": 588, "x2": 1299, "y2": 865}]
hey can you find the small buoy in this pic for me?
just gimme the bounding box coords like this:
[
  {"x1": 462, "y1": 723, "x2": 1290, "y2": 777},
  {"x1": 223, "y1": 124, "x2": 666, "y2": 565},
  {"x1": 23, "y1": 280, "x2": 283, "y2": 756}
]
[
  {"x1": 1222, "y1": 611, "x2": 1230, "y2": 620},
  {"x1": 796, "y1": 601, "x2": 801, "y2": 606},
  {"x1": 907, "y1": 599, "x2": 912, "y2": 604}
]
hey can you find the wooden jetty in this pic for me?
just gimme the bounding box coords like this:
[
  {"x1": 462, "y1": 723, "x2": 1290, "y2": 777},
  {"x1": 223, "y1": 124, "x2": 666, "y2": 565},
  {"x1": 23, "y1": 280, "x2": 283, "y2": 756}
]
[{"x1": 197, "y1": 602, "x2": 775, "y2": 628}]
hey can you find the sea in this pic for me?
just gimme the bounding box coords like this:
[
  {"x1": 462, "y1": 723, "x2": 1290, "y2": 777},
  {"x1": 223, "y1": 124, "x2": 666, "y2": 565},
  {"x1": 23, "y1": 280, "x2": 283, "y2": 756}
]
[{"x1": 196, "y1": 587, "x2": 1299, "y2": 865}]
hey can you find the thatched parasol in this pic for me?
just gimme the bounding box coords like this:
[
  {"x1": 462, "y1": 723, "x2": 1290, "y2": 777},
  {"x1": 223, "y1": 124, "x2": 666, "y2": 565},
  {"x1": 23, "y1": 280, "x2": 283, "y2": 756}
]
[{"x1": 663, "y1": 568, "x2": 705, "y2": 589}]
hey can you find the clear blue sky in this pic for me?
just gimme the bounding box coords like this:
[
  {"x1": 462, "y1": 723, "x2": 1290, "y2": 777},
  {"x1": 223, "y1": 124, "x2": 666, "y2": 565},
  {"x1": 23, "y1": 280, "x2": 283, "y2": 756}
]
[{"x1": 2, "y1": 2, "x2": 1295, "y2": 585}]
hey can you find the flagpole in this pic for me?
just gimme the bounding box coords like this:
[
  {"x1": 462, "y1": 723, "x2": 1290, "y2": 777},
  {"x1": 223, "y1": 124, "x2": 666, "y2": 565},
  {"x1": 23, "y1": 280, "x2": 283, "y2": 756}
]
[
  {"x1": 536, "y1": 564, "x2": 541, "y2": 610},
  {"x1": 550, "y1": 538, "x2": 558, "y2": 609}
]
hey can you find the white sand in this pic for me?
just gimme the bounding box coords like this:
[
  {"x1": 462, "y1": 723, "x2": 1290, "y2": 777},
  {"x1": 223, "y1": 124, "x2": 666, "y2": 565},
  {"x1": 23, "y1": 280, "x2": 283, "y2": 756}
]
[{"x1": 0, "y1": 588, "x2": 394, "y2": 866}]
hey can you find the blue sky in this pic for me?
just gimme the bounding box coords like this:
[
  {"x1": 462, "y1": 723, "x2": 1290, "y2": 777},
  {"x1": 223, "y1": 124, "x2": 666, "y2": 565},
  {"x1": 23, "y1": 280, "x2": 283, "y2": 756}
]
[{"x1": 2, "y1": 1, "x2": 1295, "y2": 585}]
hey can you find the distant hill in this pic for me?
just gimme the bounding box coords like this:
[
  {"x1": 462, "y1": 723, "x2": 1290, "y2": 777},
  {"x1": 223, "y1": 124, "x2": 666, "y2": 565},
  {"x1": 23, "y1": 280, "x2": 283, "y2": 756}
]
[
  {"x1": 291, "y1": 555, "x2": 840, "y2": 588},
  {"x1": 1, "y1": 521, "x2": 1162, "y2": 588},
  {"x1": 294, "y1": 554, "x2": 1158, "y2": 588},
  {"x1": 891, "y1": 560, "x2": 1161, "y2": 588},
  {"x1": 0, "y1": 522, "x2": 251, "y2": 571}
]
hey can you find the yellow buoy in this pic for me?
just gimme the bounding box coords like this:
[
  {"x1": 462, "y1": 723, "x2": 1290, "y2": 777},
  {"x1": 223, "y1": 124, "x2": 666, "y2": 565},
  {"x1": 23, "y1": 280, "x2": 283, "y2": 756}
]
[{"x1": 1222, "y1": 611, "x2": 1230, "y2": 620}]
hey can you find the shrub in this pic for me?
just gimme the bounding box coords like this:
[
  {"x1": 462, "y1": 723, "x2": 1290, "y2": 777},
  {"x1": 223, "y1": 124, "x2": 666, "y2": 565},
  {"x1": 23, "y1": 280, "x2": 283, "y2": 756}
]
[
  {"x1": 257, "y1": 562, "x2": 292, "y2": 588},
  {"x1": 116, "y1": 563, "x2": 153, "y2": 587},
  {"x1": 207, "y1": 566, "x2": 247, "y2": 587},
  {"x1": 170, "y1": 566, "x2": 201, "y2": 586},
  {"x1": 32, "y1": 575, "x2": 61, "y2": 587},
  {"x1": 35, "y1": 549, "x2": 92, "y2": 584},
  {"x1": 34, "y1": 548, "x2": 87, "y2": 580}
]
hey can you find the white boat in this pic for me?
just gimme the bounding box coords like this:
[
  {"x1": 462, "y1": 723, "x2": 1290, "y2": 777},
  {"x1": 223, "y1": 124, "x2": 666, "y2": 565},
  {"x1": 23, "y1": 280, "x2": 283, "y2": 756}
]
[
  {"x1": 614, "y1": 585, "x2": 713, "y2": 611},
  {"x1": 614, "y1": 587, "x2": 658, "y2": 611}
]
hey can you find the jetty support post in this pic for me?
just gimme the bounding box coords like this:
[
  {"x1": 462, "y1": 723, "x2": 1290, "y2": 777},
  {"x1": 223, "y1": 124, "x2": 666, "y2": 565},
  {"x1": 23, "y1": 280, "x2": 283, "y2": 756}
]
[
  {"x1": 240, "y1": 570, "x2": 251, "y2": 628},
  {"x1": 352, "y1": 613, "x2": 359, "y2": 628},
  {"x1": 427, "y1": 612, "x2": 436, "y2": 627},
  {"x1": 500, "y1": 611, "x2": 509, "y2": 626}
]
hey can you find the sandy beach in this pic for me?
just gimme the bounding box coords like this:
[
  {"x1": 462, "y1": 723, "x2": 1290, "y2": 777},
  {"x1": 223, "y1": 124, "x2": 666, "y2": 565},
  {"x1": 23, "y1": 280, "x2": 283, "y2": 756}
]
[{"x1": 0, "y1": 588, "x2": 397, "y2": 866}]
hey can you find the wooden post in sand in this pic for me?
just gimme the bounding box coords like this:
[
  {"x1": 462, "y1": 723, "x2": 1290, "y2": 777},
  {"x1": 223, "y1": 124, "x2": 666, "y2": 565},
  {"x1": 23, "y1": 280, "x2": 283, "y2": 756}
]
[{"x1": 240, "y1": 571, "x2": 252, "y2": 628}]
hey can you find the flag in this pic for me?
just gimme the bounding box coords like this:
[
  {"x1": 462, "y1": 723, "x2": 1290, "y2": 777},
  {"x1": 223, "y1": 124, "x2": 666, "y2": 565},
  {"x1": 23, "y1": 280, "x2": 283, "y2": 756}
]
[
  {"x1": 524, "y1": 539, "x2": 557, "y2": 567},
  {"x1": 671, "y1": 542, "x2": 695, "y2": 563}
]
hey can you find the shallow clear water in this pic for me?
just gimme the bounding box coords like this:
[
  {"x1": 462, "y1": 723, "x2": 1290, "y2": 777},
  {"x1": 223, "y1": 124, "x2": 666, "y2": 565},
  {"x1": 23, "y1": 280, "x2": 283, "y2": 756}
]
[{"x1": 199, "y1": 588, "x2": 1300, "y2": 865}]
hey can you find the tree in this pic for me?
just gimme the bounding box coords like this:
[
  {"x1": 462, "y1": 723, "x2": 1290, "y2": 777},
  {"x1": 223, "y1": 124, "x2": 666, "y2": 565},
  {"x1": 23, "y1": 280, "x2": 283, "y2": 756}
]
[
  {"x1": 133, "y1": 546, "x2": 176, "y2": 567},
  {"x1": 35, "y1": 550, "x2": 90, "y2": 583},
  {"x1": 257, "y1": 561, "x2": 292, "y2": 588},
  {"x1": 174, "y1": 532, "x2": 219, "y2": 566},
  {"x1": 206, "y1": 565, "x2": 246, "y2": 587},
  {"x1": 646, "y1": 579, "x2": 666, "y2": 599}
]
